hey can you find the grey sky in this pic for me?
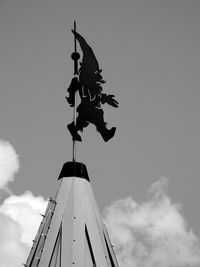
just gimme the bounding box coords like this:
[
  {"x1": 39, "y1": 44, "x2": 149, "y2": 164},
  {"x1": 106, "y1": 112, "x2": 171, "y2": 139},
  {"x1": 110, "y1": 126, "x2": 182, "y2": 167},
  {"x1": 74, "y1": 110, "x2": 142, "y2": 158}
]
[{"x1": 1, "y1": 0, "x2": 200, "y2": 236}]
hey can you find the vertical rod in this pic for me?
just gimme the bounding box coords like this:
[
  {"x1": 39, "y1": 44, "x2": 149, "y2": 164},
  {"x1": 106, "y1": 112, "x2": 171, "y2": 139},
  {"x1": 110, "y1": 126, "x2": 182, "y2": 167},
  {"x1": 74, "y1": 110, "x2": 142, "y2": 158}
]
[
  {"x1": 73, "y1": 21, "x2": 78, "y2": 164},
  {"x1": 74, "y1": 21, "x2": 77, "y2": 53}
]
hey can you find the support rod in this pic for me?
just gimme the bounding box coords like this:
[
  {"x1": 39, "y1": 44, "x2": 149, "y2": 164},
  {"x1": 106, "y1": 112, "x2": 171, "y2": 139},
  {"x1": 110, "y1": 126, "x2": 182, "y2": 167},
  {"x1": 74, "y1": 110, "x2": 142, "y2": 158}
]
[{"x1": 71, "y1": 21, "x2": 80, "y2": 164}]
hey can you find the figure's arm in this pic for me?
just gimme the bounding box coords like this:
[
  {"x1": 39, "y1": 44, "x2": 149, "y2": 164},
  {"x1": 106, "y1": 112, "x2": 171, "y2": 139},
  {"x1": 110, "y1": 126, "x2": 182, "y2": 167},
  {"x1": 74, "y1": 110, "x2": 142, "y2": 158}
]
[
  {"x1": 66, "y1": 77, "x2": 79, "y2": 107},
  {"x1": 101, "y1": 94, "x2": 119, "y2": 108}
]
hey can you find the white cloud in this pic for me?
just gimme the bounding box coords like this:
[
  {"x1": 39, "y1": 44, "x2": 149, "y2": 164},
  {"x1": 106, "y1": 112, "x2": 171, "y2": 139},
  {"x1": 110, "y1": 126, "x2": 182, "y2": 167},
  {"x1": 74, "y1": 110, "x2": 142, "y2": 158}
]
[
  {"x1": 1, "y1": 179, "x2": 200, "y2": 267},
  {"x1": 0, "y1": 140, "x2": 47, "y2": 267},
  {"x1": 0, "y1": 213, "x2": 29, "y2": 267},
  {"x1": 0, "y1": 140, "x2": 200, "y2": 267},
  {"x1": 0, "y1": 192, "x2": 47, "y2": 267},
  {"x1": 0, "y1": 140, "x2": 19, "y2": 189},
  {"x1": 103, "y1": 177, "x2": 200, "y2": 267},
  {"x1": 0, "y1": 191, "x2": 48, "y2": 246}
]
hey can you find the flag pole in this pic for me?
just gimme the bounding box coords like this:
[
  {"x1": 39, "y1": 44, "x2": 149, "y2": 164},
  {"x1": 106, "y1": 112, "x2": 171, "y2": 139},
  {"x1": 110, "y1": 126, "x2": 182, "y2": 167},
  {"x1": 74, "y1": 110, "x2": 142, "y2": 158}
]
[{"x1": 71, "y1": 21, "x2": 80, "y2": 163}]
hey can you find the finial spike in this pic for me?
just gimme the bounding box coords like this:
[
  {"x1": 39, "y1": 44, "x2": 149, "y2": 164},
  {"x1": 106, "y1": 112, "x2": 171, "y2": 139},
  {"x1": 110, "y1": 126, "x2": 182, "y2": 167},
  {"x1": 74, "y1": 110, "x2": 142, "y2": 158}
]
[{"x1": 74, "y1": 20, "x2": 77, "y2": 52}]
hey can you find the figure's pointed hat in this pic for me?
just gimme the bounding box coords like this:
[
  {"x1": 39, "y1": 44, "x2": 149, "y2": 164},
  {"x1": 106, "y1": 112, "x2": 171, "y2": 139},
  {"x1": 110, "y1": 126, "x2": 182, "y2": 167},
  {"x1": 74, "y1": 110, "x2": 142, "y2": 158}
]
[
  {"x1": 72, "y1": 30, "x2": 102, "y2": 74},
  {"x1": 25, "y1": 162, "x2": 119, "y2": 267}
]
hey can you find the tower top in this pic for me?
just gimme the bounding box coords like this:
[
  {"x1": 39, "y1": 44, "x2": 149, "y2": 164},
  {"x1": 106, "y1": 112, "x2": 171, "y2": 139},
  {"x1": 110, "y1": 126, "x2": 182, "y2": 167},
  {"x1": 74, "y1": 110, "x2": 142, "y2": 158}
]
[
  {"x1": 24, "y1": 162, "x2": 119, "y2": 267},
  {"x1": 58, "y1": 161, "x2": 89, "y2": 181}
]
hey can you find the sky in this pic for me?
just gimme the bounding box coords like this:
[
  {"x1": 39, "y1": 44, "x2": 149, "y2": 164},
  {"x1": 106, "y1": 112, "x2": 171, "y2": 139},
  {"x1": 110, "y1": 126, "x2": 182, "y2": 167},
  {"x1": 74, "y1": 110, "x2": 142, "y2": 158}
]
[{"x1": 1, "y1": 0, "x2": 200, "y2": 266}]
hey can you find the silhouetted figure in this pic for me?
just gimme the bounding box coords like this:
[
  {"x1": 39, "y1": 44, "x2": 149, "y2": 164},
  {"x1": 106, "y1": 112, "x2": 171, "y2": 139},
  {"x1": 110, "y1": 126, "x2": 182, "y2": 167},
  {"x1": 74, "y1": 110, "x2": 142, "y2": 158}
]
[{"x1": 67, "y1": 30, "x2": 119, "y2": 142}]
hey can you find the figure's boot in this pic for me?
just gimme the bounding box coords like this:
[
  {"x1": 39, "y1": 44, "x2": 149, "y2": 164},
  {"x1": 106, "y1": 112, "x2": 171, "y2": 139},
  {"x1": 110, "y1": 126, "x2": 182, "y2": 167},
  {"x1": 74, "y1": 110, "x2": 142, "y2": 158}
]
[
  {"x1": 98, "y1": 126, "x2": 116, "y2": 142},
  {"x1": 67, "y1": 122, "x2": 82, "y2": 142}
]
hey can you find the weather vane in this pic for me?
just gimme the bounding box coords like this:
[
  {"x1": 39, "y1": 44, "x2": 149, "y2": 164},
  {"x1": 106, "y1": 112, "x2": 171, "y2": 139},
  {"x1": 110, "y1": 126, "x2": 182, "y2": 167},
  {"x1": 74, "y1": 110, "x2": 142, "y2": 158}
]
[{"x1": 66, "y1": 21, "x2": 119, "y2": 161}]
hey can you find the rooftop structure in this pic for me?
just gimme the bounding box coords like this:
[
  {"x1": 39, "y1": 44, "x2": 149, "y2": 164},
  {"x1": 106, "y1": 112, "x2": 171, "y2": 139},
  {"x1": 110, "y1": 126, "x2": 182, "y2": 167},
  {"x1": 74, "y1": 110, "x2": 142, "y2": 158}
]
[{"x1": 24, "y1": 22, "x2": 119, "y2": 267}]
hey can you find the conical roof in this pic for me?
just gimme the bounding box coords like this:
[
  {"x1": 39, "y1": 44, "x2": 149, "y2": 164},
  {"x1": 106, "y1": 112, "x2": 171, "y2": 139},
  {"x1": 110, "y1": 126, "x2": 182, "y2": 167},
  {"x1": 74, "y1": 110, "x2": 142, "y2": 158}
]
[{"x1": 25, "y1": 162, "x2": 119, "y2": 267}]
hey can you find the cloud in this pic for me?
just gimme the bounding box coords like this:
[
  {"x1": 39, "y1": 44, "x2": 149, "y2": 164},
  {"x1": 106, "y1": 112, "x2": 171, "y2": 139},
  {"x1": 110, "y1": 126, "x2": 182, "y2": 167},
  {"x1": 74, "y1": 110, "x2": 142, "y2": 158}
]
[
  {"x1": 0, "y1": 140, "x2": 19, "y2": 189},
  {"x1": 0, "y1": 191, "x2": 48, "y2": 246},
  {"x1": 0, "y1": 192, "x2": 47, "y2": 267},
  {"x1": 0, "y1": 140, "x2": 200, "y2": 267},
  {"x1": 0, "y1": 213, "x2": 29, "y2": 267},
  {"x1": 103, "y1": 177, "x2": 200, "y2": 267},
  {"x1": 0, "y1": 139, "x2": 47, "y2": 267}
]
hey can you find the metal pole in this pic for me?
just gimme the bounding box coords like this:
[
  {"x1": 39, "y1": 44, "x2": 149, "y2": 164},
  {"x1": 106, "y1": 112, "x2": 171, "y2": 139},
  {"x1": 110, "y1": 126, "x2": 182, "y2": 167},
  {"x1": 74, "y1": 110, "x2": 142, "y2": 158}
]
[
  {"x1": 71, "y1": 21, "x2": 80, "y2": 163},
  {"x1": 73, "y1": 21, "x2": 77, "y2": 163}
]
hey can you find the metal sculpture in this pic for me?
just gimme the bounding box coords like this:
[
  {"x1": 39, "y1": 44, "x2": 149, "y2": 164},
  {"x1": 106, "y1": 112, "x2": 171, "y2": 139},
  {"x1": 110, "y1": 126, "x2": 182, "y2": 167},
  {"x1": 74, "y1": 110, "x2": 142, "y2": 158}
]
[{"x1": 66, "y1": 25, "x2": 119, "y2": 144}]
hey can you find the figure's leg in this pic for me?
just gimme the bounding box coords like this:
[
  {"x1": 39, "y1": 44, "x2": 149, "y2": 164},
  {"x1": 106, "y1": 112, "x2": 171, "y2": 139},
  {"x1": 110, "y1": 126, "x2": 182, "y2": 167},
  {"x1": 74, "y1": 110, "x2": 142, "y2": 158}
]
[
  {"x1": 90, "y1": 108, "x2": 116, "y2": 142},
  {"x1": 67, "y1": 113, "x2": 89, "y2": 142},
  {"x1": 67, "y1": 121, "x2": 82, "y2": 142},
  {"x1": 76, "y1": 115, "x2": 89, "y2": 132},
  {"x1": 96, "y1": 122, "x2": 116, "y2": 142}
]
